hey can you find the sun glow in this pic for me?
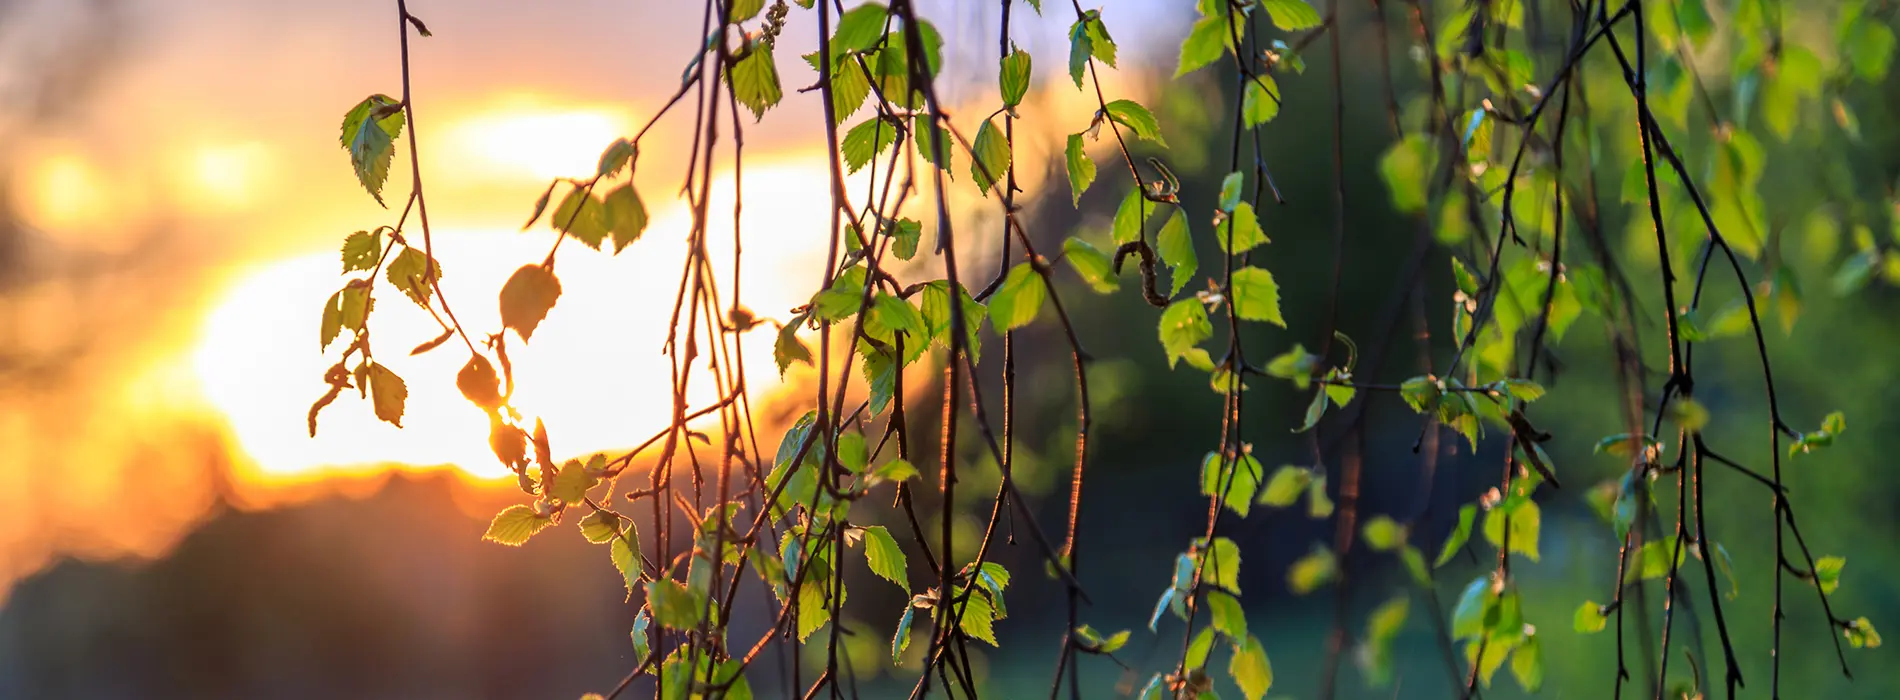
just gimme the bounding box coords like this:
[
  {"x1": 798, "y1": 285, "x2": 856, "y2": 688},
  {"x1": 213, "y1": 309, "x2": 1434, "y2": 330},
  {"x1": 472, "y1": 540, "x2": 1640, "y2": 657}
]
[
  {"x1": 442, "y1": 98, "x2": 633, "y2": 181},
  {"x1": 190, "y1": 154, "x2": 841, "y2": 488}
]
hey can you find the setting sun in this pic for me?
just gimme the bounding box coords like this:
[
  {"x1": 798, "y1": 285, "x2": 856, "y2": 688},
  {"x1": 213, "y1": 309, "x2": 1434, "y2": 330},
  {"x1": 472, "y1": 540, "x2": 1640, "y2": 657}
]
[{"x1": 190, "y1": 154, "x2": 842, "y2": 487}]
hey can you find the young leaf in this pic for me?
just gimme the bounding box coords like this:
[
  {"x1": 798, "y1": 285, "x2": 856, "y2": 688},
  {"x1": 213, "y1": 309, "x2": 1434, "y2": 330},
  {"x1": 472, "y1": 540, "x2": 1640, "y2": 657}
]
[
  {"x1": 1262, "y1": 0, "x2": 1323, "y2": 30},
  {"x1": 872, "y1": 458, "x2": 919, "y2": 483},
  {"x1": 1510, "y1": 633, "x2": 1544, "y2": 692},
  {"x1": 1362, "y1": 515, "x2": 1405, "y2": 551},
  {"x1": 1065, "y1": 133, "x2": 1096, "y2": 206},
  {"x1": 988, "y1": 263, "x2": 1046, "y2": 332},
  {"x1": 1229, "y1": 266, "x2": 1285, "y2": 325},
  {"x1": 602, "y1": 182, "x2": 648, "y2": 253},
  {"x1": 1258, "y1": 465, "x2": 1311, "y2": 507},
  {"x1": 1219, "y1": 202, "x2": 1268, "y2": 254},
  {"x1": 367, "y1": 362, "x2": 407, "y2": 428},
  {"x1": 999, "y1": 47, "x2": 1031, "y2": 106},
  {"x1": 551, "y1": 185, "x2": 609, "y2": 249},
  {"x1": 596, "y1": 137, "x2": 635, "y2": 178},
  {"x1": 500, "y1": 264, "x2": 563, "y2": 342},
  {"x1": 1845, "y1": 617, "x2": 1882, "y2": 649},
  {"x1": 1103, "y1": 99, "x2": 1166, "y2": 146},
  {"x1": 385, "y1": 246, "x2": 439, "y2": 306},
  {"x1": 892, "y1": 603, "x2": 915, "y2": 662},
  {"x1": 550, "y1": 459, "x2": 597, "y2": 504},
  {"x1": 338, "y1": 94, "x2": 405, "y2": 206},
  {"x1": 1815, "y1": 556, "x2": 1846, "y2": 595},
  {"x1": 861, "y1": 525, "x2": 908, "y2": 591},
  {"x1": 1243, "y1": 76, "x2": 1280, "y2": 127},
  {"x1": 970, "y1": 118, "x2": 1012, "y2": 195},
  {"x1": 1481, "y1": 500, "x2": 1542, "y2": 562},
  {"x1": 842, "y1": 116, "x2": 898, "y2": 174},
  {"x1": 958, "y1": 591, "x2": 1000, "y2": 645},
  {"x1": 1450, "y1": 575, "x2": 1496, "y2": 639},
  {"x1": 1156, "y1": 208, "x2": 1197, "y2": 296},
  {"x1": 1218, "y1": 171, "x2": 1245, "y2": 212},
  {"x1": 1158, "y1": 298, "x2": 1213, "y2": 368},
  {"x1": 1287, "y1": 547, "x2": 1337, "y2": 594},
  {"x1": 1574, "y1": 601, "x2": 1607, "y2": 633},
  {"x1": 730, "y1": 41, "x2": 782, "y2": 120},
  {"x1": 1176, "y1": 14, "x2": 1228, "y2": 78},
  {"x1": 775, "y1": 319, "x2": 813, "y2": 377},
  {"x1": 914, "y1": 114, "x2": 953, "y2": 174},
  {"x1": 1201, "y1": 452, "x2": 1264, "y2": 517},
  {"x1": 1201, "y1": 537, "x2": 1243, "y2": 594},
  {"x1": 1436, "y1": 504, "x2": 1478, "y2": 566},
  {"x1": 1207, "y1": 590, "x2": 1248, "y2": 640},
  {"x1": 483, "y1": 504, "x2": 552, "y2": 546},
  {"x1": 646, "y1": 578, "x2": 705, "y2": 629},
  {"x1": 1112, "y1": 186, "x2": 1153, "y2": 244},
  {"x1": 579, "y1": 510, "x2": 623, "y2": 544},
  {"x1": 1063, "y1": 237, "x2": 1119, "y2": 293},
  {"x1": 340, "y1": 230, "x2": 381, "y2": 273}
]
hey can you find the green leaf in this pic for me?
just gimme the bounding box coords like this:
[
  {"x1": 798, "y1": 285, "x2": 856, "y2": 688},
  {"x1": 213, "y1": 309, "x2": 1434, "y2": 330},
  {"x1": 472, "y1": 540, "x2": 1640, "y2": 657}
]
[
  {"x1": 1156, "y1": 209, "x2": 1197, "y2": 296},
  {"x1": 1259, "y1": 465, "x2": 1311, "y2": 507},
  {"x1": 841, "y1": 117, "x2": 898, "y2": 174},
  {"x1": 958, "y1": 590, "x2": 999, "y2": 645},
  {"x1": 1158, "y1": 298, "x2": 1213, "y2": 368},
  {"x1": 630, "y1": 609, "x2": 651, "y2": 661},
  {"x1": 483, "y1": 504, "x2": 552, "y2": 546},
  {"x1": 1186, "y1": 625, "x2": 1216, "y2": 669},
  {"x1": 872, "y1": 458, "x2": 919, "y2": 483},
  {"x1": 367, "y1": 362, "x2": 407, "y2": 428},
  {"x1": 919, "y1": 280, "x2": 986, "y2": 362},
  {"x1": 1218, "y1": 171, "x2": 1245, "y2": 212},
  {"x1": 338, "y1": 94, "x2": 404, "y2": 206},
  {"x1": 602, "y1": 183, "x2": 649, "y2": 253},
  {"x1": 612, "y1": 534, "x2": 642, "y2": 592},
  {"x1": 970, "y1": 117, "x2": 1012, "y2": 195},
  {"x1": 340, "y1": 230, "x2": 381, "y2": 273},
  {"x1": 551, "y1": 184, "x2": 609, "y2": 250},
  {"x1": 988, "y1": 263, "x2": 1046, "y2": 332},
  {"x1": 385, "y1": 246, "x2": 439, "y2": 307},
  {"x1": 1065, "y1": 133, "x2": 1096, "y2": 206},
  {"x1": 1379, "y1": 135, "x2": 1435, "y2": 214},
  {"x1": 550, "y1": 459, "x2": 597, "y2": 504},
  {"x1": 1362, "y1": 515, "x2": 1405, "y2": 552},
  {"x1": 1262, "y1": 0, "x2": 1322, "y2": 30},
  {"x1": 1218, "y1": 204, "x2": 1269, "y2": 255},
  {"x1": 1481, "y1": 500, "x2": 1542, "y2": 562},
  {"x1": 861, "y1": 525, "x2": 909, "y2": 591},
  {"x1": 1084, "y1": 12, "x2": 1118, "y2": 67},
  {"x1": 729, "y1": 41, "x2": 783, "y2": 120},
  {"x1": 1112, "y1": 186, "x2": 1153, "y2": 244},
  {"x1": 1297, "y1": 389, "x2": 1327, "y2": 433},
  {"x1": 1207, "y1": 590, "x2": 1248, "y2": 640},
  {"x1": 1846, "y1": 617, "x2": 1882, "y2": 649},
  {"x1": 1400, "y1": 546, "x2": 1431, "y2": 586},
  {"x1": 1360, "y1": 595, "x2": 1410, "y2": 685},
  {"x1": 1063, "y1": 237, "x2": 1119, "y2": 293},
  {"x1": 729, "y1": 0, "x2": 765, "y2": 22},
  {"x1": 1307, "y1": 473, "x2": 1335, "y2": 518},
  {"x1": 579, "y1": 510, "x2": 623, "y2": 544},
  {"x1": 1229, "y1": 267, "x2": 1284, "y2": 326},
  {"x1": 1626, "y1": 540, "x2": 1685, "y2": 583},
  {"x1": 1103, "y1": 99, "x2": 1166, "y2": 147},
  {"x1": 1243, "y1": 76, "x2": 1280, "y2": 127},
  {"x1": 1815, "y1": 556, "x2": 1846, "y2": 595},
  {"x1": 1201, "y1": 452, "x2": 1264, "y2": 517},
  {"x1": 596, "y1": 137, "x2": 635, "y2": 177},
  {"x1": 1201, "y1": 537, "x2": 1243, "y2": 594},
  {"x1": 1845, "y1": 21, "x2": 1896, "y2": 82},
  {"x1": 861, "y1": 342, "x2": 898, "y2": 417},
  {"x1": 1287, "y1": 547, "x2": 1337, "y2": 594},
  {"x1": 1176, "y1": 15, "x2": 1228, "y2": 77},
  {"x1": 1573, "y1": 601, "x2": 1607, "y2": 633},
  {"x1": 915, "y1": 115, "x2": 953, "y2": 173},
  {"x1": 836, "y1": 431, "x2": 868, "y2": 473},
  {"x1": 830, "y1": 3, "x2": 888, "y2": 53},
  {"x1": 646, "y1": 578, "x2": 705, "y2": 629},
  {"x1": 775, "y1": 317, "x2": 812, "y2": 377},
  {"x1": 1068, "y1": 15, "x2": 1094, "y2": 88},
  {"x1": 892, "y1": 603, "x2": 915, "y2": 662},
  {"x1": 1436, "y1": 504, "x2": 1478, "y2": 566},
  {"x1": 1230, "y1": 634, "x2": 1274, "y2": 700},
  {"x1": 1510, "y1": 633, "x2": 1543, "y2": 692},
  {"x1": 796, "y1": 576, "x2": 833, "y2": 641},
  {"x1": 865, "y1": 292, "x2": 926, "y2": 360},
  {"x1": 1450, "y1": 575, "x2": 1496, "y2": 639},
  {"x1": 500, "y1": 263, "x2": 563, "y2": 342},
  {"x1": 999, "y1": 47, "x2": 1031, "y2": 106}
]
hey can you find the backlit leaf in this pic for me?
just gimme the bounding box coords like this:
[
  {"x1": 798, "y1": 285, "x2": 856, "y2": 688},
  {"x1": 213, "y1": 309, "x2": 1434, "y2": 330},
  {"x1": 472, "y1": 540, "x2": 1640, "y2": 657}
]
[
  {"x1": 988, "y1": 263, "x2": 1046, "y2": 332},
  {"x1": 484, "y1": 504, "x2": 551, "y2": 546},
  {"x1": 500, "y1": 264, "x2": 563, "y2": 342}
]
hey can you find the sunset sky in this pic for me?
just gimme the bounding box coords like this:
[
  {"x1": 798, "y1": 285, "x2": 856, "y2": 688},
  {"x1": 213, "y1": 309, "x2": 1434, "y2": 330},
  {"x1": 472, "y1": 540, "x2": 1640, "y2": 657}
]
[{"x1": 0, "y1": 0, "x2": 1188, "y2": 595}]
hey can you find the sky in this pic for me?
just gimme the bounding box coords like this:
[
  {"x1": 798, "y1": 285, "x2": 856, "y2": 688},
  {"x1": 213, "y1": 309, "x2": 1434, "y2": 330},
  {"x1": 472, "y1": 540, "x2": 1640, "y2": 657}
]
[{"x1": 0, "y1": 0, "x2": 1191, "y2": 598}]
